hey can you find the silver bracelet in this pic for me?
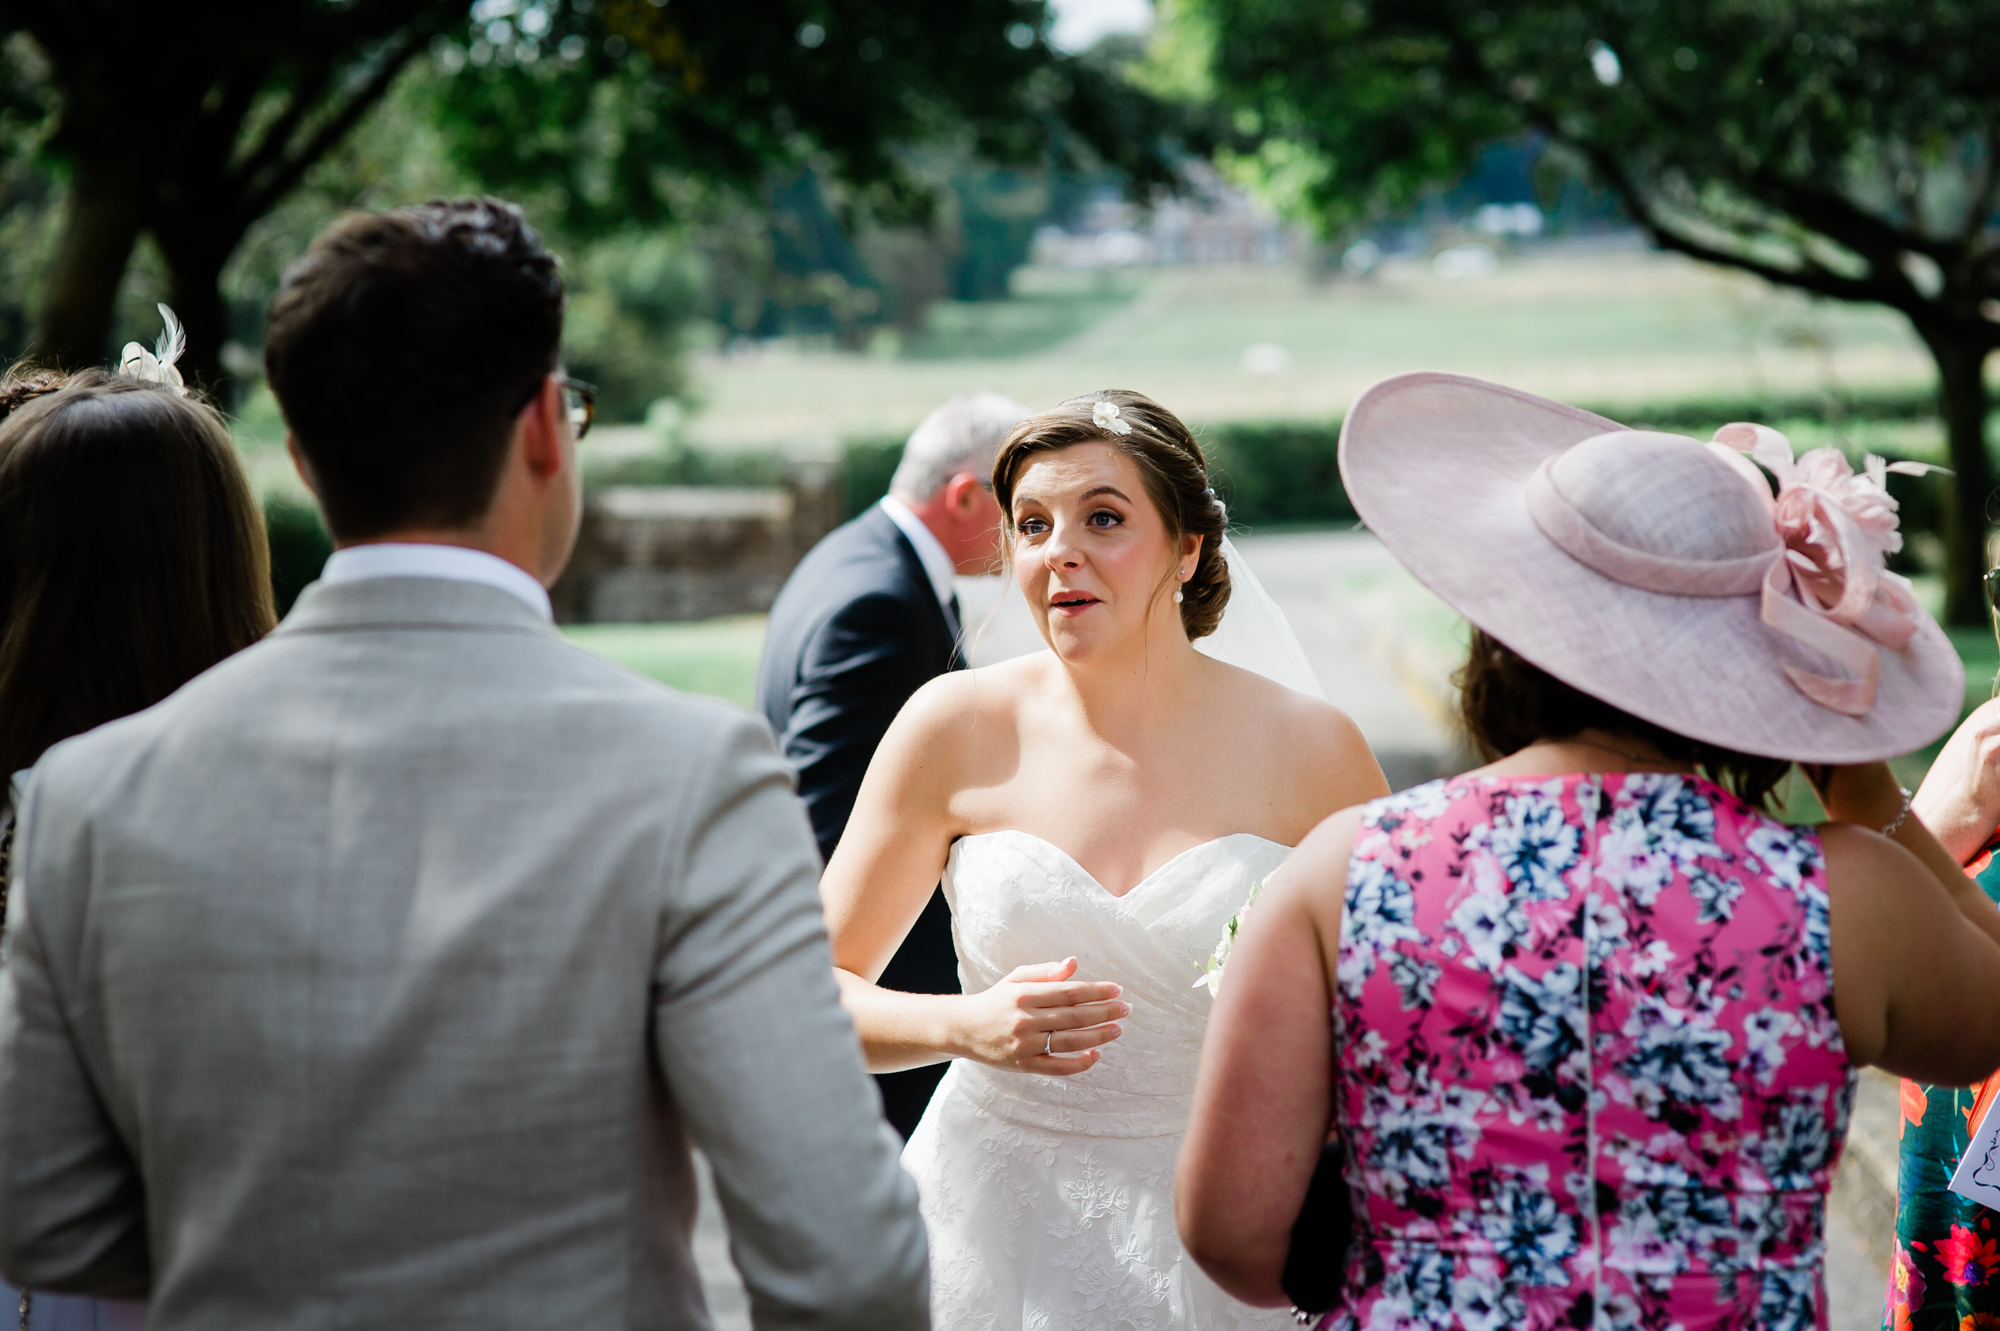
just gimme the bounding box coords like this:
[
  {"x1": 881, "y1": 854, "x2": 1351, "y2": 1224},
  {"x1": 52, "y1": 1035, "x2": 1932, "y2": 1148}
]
[{"x1": 1882, "y1": 785, "x2": 1914, "y2": 838}]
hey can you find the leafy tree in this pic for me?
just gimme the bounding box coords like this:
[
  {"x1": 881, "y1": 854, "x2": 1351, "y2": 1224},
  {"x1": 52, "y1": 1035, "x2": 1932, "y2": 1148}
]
[
  {"x1": 7, "y1": 0, "x2": 1192, "y2": 397},
  {"x1": 433, "y1": 0, "x2": 1186, "y2": 242},
  {"x1": 215, "y1": 63, "x2": 698, "y2": 422},
  {"x1": 0, "y1": 36, "x2": 61, "y2": 360},
  {"x1": 1190, "y1": 0, "x2": 2000, "y2": 622},
  {"x1": 7, "y1": 0, "x2": 470, "y2": 390}
]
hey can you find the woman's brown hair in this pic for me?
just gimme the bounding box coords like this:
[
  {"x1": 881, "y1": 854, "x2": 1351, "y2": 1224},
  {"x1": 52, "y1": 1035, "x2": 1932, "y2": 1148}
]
[
  {"x1": 0, "y1": 366, "x2": 276, "y2": 779},
  {"x1": 1455, "y1": 628, "x2": 1794, "y2": 809},
  {"x1": 991, "y1": 390, "x2": 1231, "y2": 638}
]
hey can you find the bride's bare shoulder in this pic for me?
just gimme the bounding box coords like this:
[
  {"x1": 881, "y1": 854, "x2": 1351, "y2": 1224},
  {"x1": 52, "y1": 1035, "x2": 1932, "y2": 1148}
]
[
  {"x1": 883, "y1": 652, "x2": 1053, "y2": 745},
  {"x1": 1203, "y1": 659, "x2": 1385, "y2": 801}
]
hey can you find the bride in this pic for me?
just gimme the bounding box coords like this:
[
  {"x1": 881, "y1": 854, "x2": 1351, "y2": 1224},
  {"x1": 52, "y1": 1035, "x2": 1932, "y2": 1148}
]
[{"x1": 821, "y1": 390, "x2": 1388, "y2": 1329}]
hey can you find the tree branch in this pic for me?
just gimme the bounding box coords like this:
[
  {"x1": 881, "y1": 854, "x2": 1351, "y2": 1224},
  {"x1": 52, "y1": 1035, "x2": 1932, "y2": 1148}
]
[
  {"x1": 1555, "y1": 126, "x2": 1927, "y2": 313},
  {"x1": 242, "y1": 26, "x2": 428, "y2": 219},
  {"x1": 225, "y1": 61, "x2": 333, "y2": 201},
  {"x1": 1743, "y1": 166, "x2": 1944, "y2": 270}
]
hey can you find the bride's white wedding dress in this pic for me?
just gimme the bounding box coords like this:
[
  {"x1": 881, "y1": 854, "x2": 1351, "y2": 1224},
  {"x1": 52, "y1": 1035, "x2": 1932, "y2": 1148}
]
[{"x1": 902, "y1": 830, "x2": 1299, "y2": 1331}]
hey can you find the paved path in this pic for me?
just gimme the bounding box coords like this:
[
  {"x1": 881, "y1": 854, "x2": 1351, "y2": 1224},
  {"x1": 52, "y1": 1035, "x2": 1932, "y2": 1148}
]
[{"x1": 692, "y1": 528, "x2": 1889, "y2": 1327}]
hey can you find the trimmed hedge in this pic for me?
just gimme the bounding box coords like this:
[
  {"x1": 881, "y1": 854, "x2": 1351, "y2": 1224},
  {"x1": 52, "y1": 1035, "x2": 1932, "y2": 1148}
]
[
  {"x1": 838, "y1": 387, "x2": 1959, "y2": 534},
  {"x1": 583, "y1": 442, "x2": 792, "y2": 490},
  {"x1": 829, "y1": 424, "x2": 1359, "y2": 529},
  {"x1": 1200, "y1": 422, "x2": 1355, "y2": 528},
  {"x1": 839, "y1": 437, "x2": 904, "y2": 518},
  {"x1": 265, "y1": 496, "x2": 333, "y2": 616},
  {"x1": 259, "y1": 384, "x2": 1957, "y2": 618}
]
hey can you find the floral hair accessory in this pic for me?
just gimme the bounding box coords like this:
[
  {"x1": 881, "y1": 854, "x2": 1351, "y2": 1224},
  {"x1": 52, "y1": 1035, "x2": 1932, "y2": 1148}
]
[
  {"x1": 1093, "y1": 399, "x2": 1132, "y2": 436},
  {"x1": 119, "y1": 304, "x2": 187, "y2": 396}
]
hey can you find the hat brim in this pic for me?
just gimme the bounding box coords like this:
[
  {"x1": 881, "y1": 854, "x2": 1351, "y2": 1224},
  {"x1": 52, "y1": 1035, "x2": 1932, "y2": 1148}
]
[{"x1": 1338, "y1": 371, "x2": 1966, "y2": 764}]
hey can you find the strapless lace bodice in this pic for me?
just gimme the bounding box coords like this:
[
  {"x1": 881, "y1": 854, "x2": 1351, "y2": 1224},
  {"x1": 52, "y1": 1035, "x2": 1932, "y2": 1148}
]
[
  {"x1": 903, "y1": 830, "x2": 1296, "y2": 1331},
  {"x1": 942, "y1": 831, "x2": 1289, "y2": 1138}
]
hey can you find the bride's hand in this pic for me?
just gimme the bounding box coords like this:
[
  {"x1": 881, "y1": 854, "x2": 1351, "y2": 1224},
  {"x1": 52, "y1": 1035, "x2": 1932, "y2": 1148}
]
[{"x1": 956, "y1": 957, "x2": 1127, "y2": 1076}]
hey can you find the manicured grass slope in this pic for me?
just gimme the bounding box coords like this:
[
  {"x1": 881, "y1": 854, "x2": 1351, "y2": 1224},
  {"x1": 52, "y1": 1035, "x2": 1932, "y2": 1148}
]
[
  {"x1": 561, "y1": 618, "x2": 768, "y2": 710},
  {"x1": 679, "y1": 251, "x2": 1935, "y2": 451}
]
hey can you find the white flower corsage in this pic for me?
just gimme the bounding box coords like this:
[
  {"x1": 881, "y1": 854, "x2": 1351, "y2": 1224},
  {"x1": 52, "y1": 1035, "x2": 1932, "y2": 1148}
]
[
  {"x1": 1093, "y1": 399, "x2": 1132, "y2": 435},
  {"x1": 1194, "y1": 880, "x2": 1261, "y2": 998}
]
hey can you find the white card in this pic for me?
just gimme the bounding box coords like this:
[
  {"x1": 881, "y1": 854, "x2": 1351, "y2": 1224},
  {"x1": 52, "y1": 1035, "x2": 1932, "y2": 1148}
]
[{"x1": 1949, "y1": 1086, "x2": 2000, "y2": 1209}]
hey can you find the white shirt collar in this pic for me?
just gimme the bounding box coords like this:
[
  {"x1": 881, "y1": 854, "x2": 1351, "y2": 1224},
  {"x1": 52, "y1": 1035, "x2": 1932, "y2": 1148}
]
[
  {"x1": 319, "y1": 543, "x2": 553, "y2": 622},
  {"x1": 877, "y1": 494, "x2": 958, "y2": 616}
]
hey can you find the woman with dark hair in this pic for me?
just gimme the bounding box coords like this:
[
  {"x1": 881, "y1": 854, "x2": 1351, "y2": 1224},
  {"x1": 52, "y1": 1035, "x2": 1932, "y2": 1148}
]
[
  {"x1": 819, "y1": 390, "x2": 1388, "y2": 1327},
  {"x1": 1883, "y1": 658, "x2": 2000, "y2": 1328},
  {"x1": 1178, "y1": 372, "x2": 2000, "y2": 1329},
  {"x1": 0, "y1": 343, "x2": 276, "y2": 1331}
]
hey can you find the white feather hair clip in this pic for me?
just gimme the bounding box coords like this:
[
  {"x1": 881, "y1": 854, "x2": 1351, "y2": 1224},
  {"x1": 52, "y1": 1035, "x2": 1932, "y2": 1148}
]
[
  {"x1": 119, "y1": 304, "x2": 187, "y2": 396},
  {"x1": 1092, "y1": 399, "x2": 1132, "y2": 436}
]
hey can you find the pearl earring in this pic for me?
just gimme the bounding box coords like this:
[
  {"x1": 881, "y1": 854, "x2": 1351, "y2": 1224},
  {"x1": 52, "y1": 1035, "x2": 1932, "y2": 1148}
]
[{"x1": 1173, "y1": 589, "x2": 1183, "y2": 604}]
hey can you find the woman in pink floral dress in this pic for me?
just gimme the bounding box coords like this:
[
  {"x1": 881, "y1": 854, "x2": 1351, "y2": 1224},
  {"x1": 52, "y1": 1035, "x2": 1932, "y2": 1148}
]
[{"x1": 1178, "y1": 373, "x2": 2000, "y2": 1329}]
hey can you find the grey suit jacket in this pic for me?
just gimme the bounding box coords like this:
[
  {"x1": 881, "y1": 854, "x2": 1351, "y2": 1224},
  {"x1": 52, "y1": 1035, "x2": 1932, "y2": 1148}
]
[{"x1": 0, "y1": 577, "x2": 928, "y2": 1330}]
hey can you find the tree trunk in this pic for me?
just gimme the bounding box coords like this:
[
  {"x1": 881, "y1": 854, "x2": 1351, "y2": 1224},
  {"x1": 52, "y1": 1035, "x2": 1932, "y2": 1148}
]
[
  {"x1": 157, "y1": 239, "x2": 235, "y2": 405},
  {"x1": 1920, "y1": 328, "x2": 1997, "y2": 627},
  {"x1": 32, "y1": 154, "x2": 149, "y2": 369}
]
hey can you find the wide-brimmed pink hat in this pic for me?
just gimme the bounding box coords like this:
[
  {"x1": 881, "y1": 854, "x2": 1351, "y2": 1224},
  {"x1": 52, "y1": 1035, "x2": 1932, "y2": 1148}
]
[{"x1": 1338, "y1": 371, "x2": 1965, "y2": 763}]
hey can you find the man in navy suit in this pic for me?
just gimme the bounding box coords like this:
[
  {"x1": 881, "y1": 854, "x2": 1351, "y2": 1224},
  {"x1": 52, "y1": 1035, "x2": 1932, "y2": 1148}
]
[{"x1": 758, "y1": 391, "x2": 1032, "y2": 1138}]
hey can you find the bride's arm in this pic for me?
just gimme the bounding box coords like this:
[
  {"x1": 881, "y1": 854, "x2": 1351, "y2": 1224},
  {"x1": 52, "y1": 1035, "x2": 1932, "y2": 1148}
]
[{"x1": 820, "y1": 676, "x2": 1127, "y2": 1077}]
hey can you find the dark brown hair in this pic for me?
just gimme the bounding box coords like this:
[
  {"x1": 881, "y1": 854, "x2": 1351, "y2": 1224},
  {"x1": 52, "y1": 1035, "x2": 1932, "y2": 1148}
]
[
  {"x1": 263, "y1": 196, "x2": 564, "y2": 540},
  {"x1": 1455, "y1": 628, "x2": 1793, "y2": 809},
  {"x1": 992, "y1": 390, "x2": 1231, "y2": 638},
  {"x1": 0, "y1": 368, "x2": 276, "y2": 778}
]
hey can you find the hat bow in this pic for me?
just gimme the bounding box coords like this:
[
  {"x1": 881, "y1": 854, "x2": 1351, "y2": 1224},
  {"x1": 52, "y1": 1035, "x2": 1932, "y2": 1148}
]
[{"x1": 1529, "y1": 423, "x2": 1943, "y2": 717}]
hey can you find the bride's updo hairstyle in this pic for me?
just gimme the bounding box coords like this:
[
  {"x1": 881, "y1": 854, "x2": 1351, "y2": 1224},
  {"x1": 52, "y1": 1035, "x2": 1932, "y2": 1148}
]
[{"x1": 993, "y1": 389, "x2": 1231, "y2": 639}]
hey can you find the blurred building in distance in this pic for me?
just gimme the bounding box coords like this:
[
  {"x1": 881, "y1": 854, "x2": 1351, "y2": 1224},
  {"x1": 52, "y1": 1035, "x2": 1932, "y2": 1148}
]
[{"x1": 1031, "y1": 165, "x2": 1299, "y2": 269}]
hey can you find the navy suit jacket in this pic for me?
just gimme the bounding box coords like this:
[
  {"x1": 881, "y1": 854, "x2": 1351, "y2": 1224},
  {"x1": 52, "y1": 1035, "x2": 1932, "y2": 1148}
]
[{"x1": 757, "y1": 505, "x2": 963, "y2": 1136}]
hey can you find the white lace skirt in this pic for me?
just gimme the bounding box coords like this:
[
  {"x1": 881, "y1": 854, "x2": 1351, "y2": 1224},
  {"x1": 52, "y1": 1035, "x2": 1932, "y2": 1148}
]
[{"x1": 902, "y1": 1063, "x2": 1296, "y2": 1331}]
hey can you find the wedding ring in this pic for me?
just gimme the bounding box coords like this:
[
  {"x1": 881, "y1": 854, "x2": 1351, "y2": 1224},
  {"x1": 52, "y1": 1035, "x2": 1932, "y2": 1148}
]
[{"x1": 1044, "y1": 1032, "x2": 1054, "y2": 1056}]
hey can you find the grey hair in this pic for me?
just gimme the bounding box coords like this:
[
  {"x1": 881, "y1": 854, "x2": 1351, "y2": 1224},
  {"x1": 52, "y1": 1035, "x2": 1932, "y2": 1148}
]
[{"x1": 888, "y1": 391, "x2": 1035, "y2": 501}]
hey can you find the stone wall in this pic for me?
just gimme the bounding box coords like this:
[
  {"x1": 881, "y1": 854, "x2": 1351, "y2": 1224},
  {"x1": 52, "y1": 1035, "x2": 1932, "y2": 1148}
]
[{"x1": 551, "y1": 466, "x2": 842, "y2": 622}]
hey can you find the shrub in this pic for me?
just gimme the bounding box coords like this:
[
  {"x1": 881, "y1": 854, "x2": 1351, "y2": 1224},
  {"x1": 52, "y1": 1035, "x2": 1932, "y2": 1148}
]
[
  {"x1": 585, "y1": 442, "x2": 791, "y2": 490},
  {"x1": 265, "y1": 495, "x2": 333, "y2": 616},
  {"x1": 839, "y1": 435, "x2": 905, "y2": 517}
]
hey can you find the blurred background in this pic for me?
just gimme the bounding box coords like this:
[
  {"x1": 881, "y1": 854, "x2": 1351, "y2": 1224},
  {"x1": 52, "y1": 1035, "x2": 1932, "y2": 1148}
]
[
  {"x1": 5, "y1": 6, "x2": 1995, "y2": 1316},
  {"x1": 4, "y1": 0, "x2": 1991, "y2": 714}
]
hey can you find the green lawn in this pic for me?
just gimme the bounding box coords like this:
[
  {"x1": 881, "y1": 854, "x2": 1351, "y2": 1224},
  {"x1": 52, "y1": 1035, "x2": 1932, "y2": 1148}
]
[
  {"x1": 562, "y1": 618, "x2": 768, "y2": 710},
  {"x1": 901, "y1": 268, "x2": 1148, "y2": 360},
  {"x1": 678, "y1": 250, "x2": 1936, "y2": 452}
]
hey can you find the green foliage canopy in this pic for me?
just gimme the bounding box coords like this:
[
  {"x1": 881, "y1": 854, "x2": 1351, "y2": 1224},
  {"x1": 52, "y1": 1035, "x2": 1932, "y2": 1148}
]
[
  {"x1": 433, "y1": 0, "x2": 1194, "y2": 237},
  {"x1": 8, "y1": 0, "x2": 1198, "y2": 403}
]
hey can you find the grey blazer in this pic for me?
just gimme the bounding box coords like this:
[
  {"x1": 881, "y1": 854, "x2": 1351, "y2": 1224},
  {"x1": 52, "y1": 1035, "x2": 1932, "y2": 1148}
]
[{"x1": 0, "y1": 577, "x2": 928, "y2": 1330}]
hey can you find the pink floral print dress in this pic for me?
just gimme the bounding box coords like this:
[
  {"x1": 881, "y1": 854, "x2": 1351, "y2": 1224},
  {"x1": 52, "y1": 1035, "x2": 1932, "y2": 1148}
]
[{"x1": 1328, "y1": 773, "x2": 1853, "y2": 1331}]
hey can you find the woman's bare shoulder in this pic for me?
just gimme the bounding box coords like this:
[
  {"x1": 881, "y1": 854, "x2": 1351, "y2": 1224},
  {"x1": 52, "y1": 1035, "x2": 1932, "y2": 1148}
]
[
  {"x1": 1817, "y1": 819, "x2": 1908, "y2": 872},
  {"x1": 874, "y1": 652, "x2": 1050, "y2": 763},
  {"x1": 901, "y1": 652, "x2": 1048, "y2": 719},
  {"x1": 1202, "y1": 657, "x2": 1360, "y2": 732},
  {"x1": 1203, "y1": 661, "x2": 1385, "y2": 802}
]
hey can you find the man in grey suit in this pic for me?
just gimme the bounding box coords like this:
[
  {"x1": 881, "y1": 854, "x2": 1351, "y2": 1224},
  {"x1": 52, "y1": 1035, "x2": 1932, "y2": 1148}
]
[{"x1": 0, "y1": 198, "x2": 928, "y2": 1329}]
